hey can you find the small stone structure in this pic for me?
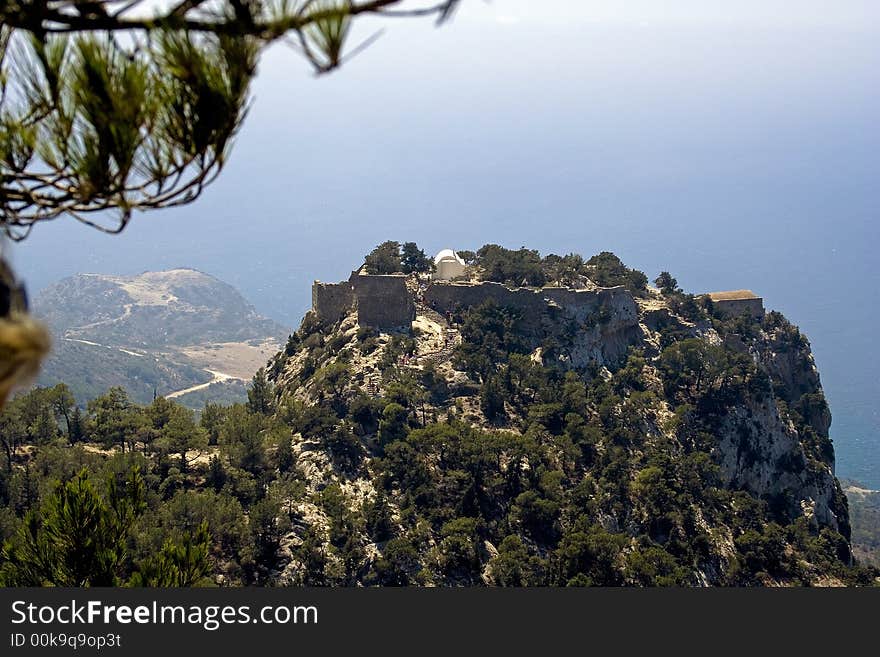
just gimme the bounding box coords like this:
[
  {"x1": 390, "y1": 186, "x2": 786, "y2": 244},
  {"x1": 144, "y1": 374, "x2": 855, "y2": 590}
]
[
  {"x1": 705, "y1": 290, "x2": 764, "y2": 320},
  {"x1": 350, "y1": 273, "x2": 415, "y2": 329},
  {"x1": 311, "y1": 281, "x2": 354, "y2": 324}
]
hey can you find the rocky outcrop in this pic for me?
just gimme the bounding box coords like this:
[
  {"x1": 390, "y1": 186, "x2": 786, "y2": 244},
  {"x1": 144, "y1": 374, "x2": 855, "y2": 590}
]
[
  {"x1": 714, "y1": 394, "x2": 846, "y2": 534},
  {"x1": 425, "y1": 281, "x2": 642, "y2": 369}
]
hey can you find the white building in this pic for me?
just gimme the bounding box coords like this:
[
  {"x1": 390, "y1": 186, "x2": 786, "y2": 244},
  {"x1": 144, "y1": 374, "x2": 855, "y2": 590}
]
[{"x1": 433, "y1": 249, "x2": 467, "y2": 280}]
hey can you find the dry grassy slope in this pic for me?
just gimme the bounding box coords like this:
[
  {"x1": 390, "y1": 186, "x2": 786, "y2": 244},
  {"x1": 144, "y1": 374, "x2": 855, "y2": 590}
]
[{"x1": 33, "y1": 269, "x2": 289, "y2": 406}]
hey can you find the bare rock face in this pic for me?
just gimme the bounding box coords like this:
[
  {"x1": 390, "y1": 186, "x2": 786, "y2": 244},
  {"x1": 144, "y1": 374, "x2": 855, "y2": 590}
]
[
  {"x1": 710, "y1": 315, "x2": 849, "y2": 540},
  {"x1": 556, "y1": 287, "x2": 642, "y2": 368},
  {"x1": 715, "y1": 395, "x2": 845, "y2": 533},
  {"x1": 760, "y1": 325, "x2": 822, "y2": 404}
]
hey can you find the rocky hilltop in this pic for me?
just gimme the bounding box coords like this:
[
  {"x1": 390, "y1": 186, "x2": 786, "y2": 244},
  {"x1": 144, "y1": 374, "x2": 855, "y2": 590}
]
[
  {"x1": 34, "y1": 269, "x2": 288, "y2": 406},
  {"x1": 260, "y1": 243, "x2": 868, "y2": 586}
]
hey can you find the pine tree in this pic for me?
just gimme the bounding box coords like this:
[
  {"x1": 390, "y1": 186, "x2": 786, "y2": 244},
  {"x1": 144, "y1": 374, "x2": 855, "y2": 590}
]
[
  {"x1": 128, "y1": 523, "x2": 212, "y2": 587},
  {"x1": 247, "y1": 368, "x2": 274, "y2": 415},
  {"x1": 654, "y1": 271, "x2": 680, "y2": 295},
  {"x1": 200, "y1": 402, "x2": 228, "y2": 445},
  {"x1": 49, "y1": 383, "x2": 75, "y2": 438},
  {"x1": 88, "y1": 387, "x2": 141, "y2": 452},
  {"x1": 364, "y1": 241, "x2": 402, "y2": 274},
  {"x1": 480, "y1": 375, "x2": 506, "y2": 422},
  {"x1": 158, "y1": 405, "x2": 208, "y2": 473},
  {"x1": 401, "y1": 242, "x2": 432, "y2": 274},
  {"x1": 0, "y1": 468, "x2": 146, "y2": 586},
  {"x1": 68, "y1": 406, "x2": 84, "y2": 444},
  {"x1": 364, "y1": 491, "x2": 395, "y2": 543},
  {"x1": 275, "y1": 434, "x2": 295, "y2": 474},
  {"x1": 30, "y1": 404, "x2": 57, "y2": 444},
  {"x1": 1, "y1": 3, "x2": 459, "y2": 238}
]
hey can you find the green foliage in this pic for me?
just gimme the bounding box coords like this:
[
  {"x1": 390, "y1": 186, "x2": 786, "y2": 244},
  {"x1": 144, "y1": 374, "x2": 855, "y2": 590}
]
[
  {"x1": 247, "y1": 367, "x2": 274, "y2": 415},
  {"x1": 200, "y1": 402, "x2": 228, "y2": 445},
  {"x1": 372, "y1": 537, "x2": 420, "y2": 586},
  {"x1": 541, "y1": 253, "x2": 586, "y2": 287},
  {"x1": 654, "y1": 271, "x2": 680, "y2": 295},
  {"x1": 87, "y1": 387, "x2": 143, "y2": 452},
  {"x1": 844, "y1": 485, "x2": 880, "y2": 569},
  {"x1": 489, "y1": 535, "x2": 545, "y2": 586},
  {"x1": 275, "y1": 433, "x2": 295, "y2": 474},
  {"x1": 2, "y1": 29, "x2": 256, "y2": 234},
  {"x1": 475, "y1": 244, "x2": 546, "y2": 287},
  {"x1": 454, "y1": 299, "x2": 530, "y2": 378},
  {"x1": 364, "y1": 491, "x2": 395, "y2": 543},
  {"x1": 156, "y1": 405, "x2": 208, "y2": 472},
  {"x1": 400, "y1": 242, "x2": 433, "y2": 274},
  {"x1": 585, "y1": 252, "x2": 648, "y2": 293},
  {"x1": 555, "y1": 528, "x2": 628, "y2": 586},
  {"x1": 364, "y1": 241, "x2": 402, "y2": 275},
  {"x1": 249, "y1": 498, "x2": 283, "y2": 577},
  {"x1": 379, "y1": 403, "x2": 410, "y2": 447},
  {"x1": 129, "y1": 522, "x2": 212, "y2": 587},
  {"x1": 480, "y1": 375, "x2": 506, "y2": 423},
  {"x1": 219, "y1": 404, "x2": 267, "y2": 476},
  {"x1": 69, "y1": 406, "x2": 85, "y2": 444},
  {"x1": 658, "y1": 338, "x2": 752, "y2": 406},
  {"x1": 457, "y1": 250, "x2": 477, "y2": 265},
  {"x1": 0, "y1": 467, "x2": 147, "y2": 586},
  {"x1": 0, "y1": 267, "x2": 868, "y2": 587},
  {"x1": 2, "y1": 3, "x2": 462, "y2": 236}
]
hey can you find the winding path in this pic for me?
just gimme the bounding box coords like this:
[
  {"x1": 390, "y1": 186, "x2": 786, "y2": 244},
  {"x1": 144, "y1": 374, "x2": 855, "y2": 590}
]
[
  {"x1": 165, "y1": 369, "x2": 242, "y2": 399},
  {"x1": 62, "y1": 337, "x2": 145, "y2": 358}
]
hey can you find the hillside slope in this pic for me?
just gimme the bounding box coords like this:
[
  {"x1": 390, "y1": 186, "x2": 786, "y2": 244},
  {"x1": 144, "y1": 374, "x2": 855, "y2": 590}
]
[{"x1": 34, "y1": 269, "x2": 288, "y2": 406}]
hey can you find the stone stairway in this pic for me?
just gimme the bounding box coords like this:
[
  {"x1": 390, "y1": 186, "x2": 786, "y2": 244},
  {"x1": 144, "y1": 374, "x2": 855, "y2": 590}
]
[
  {"x1": 363, "y1": 371, "x2": 382, "y2": 398},
  {"x1": 417, "y1": 329, "x2": 460, "y2": 367}
]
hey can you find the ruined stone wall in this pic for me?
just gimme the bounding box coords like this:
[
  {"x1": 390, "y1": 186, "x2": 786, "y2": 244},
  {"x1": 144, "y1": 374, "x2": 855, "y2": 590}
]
[
  {"x1": 424, "y1": 282, "x2": 548, "y2": 328},
  {"x1": 312, "y1": 281, "x2": 354, "y2": 324},
  {"x1": 713, "y1": 297, "x2": 764, "y2": 320},
  {"x1": 424, "y1": 281, "x2": 641, "y2": 367},
  {"x1": 424, "y1": 282, "x2": 634, "y2": 325},
  {"x1": 352, "y1": 274, "x2": 415, "y2": 330}
]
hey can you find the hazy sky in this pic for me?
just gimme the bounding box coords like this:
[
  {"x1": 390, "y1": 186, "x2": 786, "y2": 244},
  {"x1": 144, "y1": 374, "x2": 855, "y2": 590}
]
[
  {"x1": 17, "y1": 1, "x2": 879, "y2": 301},
  {"x1": 12, "y1": 1, "x2": 880, "y2": 480}
]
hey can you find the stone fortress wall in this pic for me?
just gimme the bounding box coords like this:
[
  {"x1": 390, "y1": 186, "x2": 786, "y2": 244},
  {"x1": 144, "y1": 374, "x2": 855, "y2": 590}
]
[
  {"x1": 423, "y1": 280, "x2": 641, "y2": 367},
  {"x1": 311, "y1": 281, "x2": 354, "y2": 324},
  {"x1": 310, "y1": 274, "x2": 414, "y2": 330},
  {"x1": 309, "y1": 270, "x2": 763, "y2": 371},
  {"x1": 423, "y1": 281, "x2": 638, "y2": 328},
  {"x1": 311, "y1": 274, "x2": 639, "y2": 335},
  {"x1": 350, "y1": 273, "x2": 415, "y2": 329}
]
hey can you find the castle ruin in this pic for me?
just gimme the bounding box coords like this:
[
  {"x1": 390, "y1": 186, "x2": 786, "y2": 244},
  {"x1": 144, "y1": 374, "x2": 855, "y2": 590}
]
[{"x1": 309, "y1": 253, "x2": 762, "y2": 369}]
